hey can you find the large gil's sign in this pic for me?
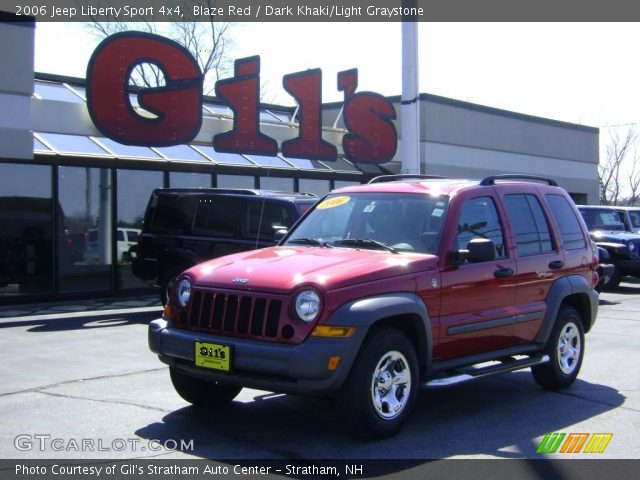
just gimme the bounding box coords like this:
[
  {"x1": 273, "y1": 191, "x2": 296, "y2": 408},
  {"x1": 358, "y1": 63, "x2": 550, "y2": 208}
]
[{"x1": 86, "y1": 32, "x2": 397, "y2": 164}]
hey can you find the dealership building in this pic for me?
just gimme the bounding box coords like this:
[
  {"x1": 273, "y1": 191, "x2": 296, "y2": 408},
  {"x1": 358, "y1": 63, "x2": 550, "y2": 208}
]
[{"x1": 0, "y1": 17, "x2": 600, "y2": 305}]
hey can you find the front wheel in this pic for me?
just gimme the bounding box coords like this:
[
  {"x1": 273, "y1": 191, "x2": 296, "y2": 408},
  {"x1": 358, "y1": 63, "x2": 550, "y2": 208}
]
[
  {"x1": 169, "y1": 367, "x2": 242, "y2": 407},
  {"x1": 601, "y1": 266, "x2": 622, "y2": 291},
  {"x1": 531, "y1": 306, "x2": 585, "y2": 390},
  {"x1": 337, "y1": 328, "x2": 418, "y2": 439}
]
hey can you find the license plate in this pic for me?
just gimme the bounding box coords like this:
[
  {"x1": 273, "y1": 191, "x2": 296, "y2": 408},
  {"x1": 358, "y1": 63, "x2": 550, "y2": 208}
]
[{"x1": 194, "y1": 341, "x2": 231, "y2": 371}]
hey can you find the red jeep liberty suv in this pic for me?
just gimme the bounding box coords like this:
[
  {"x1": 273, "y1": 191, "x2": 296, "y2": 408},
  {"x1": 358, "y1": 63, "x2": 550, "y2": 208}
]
[{"x1": 149, "y1": 174, "x2": 599, "y2": 438}]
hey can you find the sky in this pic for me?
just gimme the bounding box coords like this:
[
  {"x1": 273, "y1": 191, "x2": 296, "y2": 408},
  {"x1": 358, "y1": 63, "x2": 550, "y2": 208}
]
[{"x1": 34, "y1": 22, "x2": 640, "y2": 143}]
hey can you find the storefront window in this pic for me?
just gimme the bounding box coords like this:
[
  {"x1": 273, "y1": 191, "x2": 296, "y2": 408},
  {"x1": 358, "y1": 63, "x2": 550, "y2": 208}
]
[
  {"x1": 260, "y1": 177, "x2": 294, "y2": 192},
  {"x1": 0, "y1": 163, "x2": 53, "y2": 297},
  {"x1": 117, "y1": 169, "x2": 163, "y2": 289},
  {"x1": 170, "y1": 172, "x2": 212, "y2": 188},
  {"x1": 58, "y1": 167, "x2": 112, "y2": 293},
  {"x1": 217, "y1": 174, "x2": 254, "y2": 189},
  {"x1": 299, "y1": 179, "x2": 331, "y2": 197}
]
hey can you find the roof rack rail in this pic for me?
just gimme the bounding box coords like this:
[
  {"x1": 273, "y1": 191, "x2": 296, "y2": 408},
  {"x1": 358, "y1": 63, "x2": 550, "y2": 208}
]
[
  {"x1": 159, "y1": 188, "x2": 260, "y2": 196},
  {"x1": 368, "y1": 174, "x2": 447, "y2": 184},
  {"x1": 480, "y1": 174, "x2": 558, "y2": 187}
]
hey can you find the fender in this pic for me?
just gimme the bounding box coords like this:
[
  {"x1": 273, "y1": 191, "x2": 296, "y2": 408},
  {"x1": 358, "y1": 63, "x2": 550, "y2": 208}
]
[
  {"x1": 596, "y1": 241, "x2": 631, "y2": 259},
  {"x1": 325, "y1": 292, "x2": 433, "y2": 370},
  {"x1": 536, "y1": 275, "x2": 598, "y2": 344}
]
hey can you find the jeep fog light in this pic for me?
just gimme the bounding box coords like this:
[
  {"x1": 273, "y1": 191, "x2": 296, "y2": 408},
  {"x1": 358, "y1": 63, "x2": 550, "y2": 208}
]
[
  {"x1": 177, "y1": 278, "x2": 192, "y2": 308},
  {"x1": 295, "y1": 289, "x2": 321, "y2": 323}
]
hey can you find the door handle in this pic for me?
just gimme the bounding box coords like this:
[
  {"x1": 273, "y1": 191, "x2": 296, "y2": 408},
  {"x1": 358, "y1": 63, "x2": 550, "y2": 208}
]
[
  {"x1": 494, "y1": 267, "x2": 514, "y2": 278},
  {"x1": 548, "y1": 260, "x2": 564, "y2": 269}
]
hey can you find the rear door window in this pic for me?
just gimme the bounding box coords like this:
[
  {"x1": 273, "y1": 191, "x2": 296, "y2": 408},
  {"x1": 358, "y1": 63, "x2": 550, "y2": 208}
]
[
  {"x1": 246, "y1": 202, "x2": 294, "y2": 239},
  {"x1": 150, "y1": 195, "x2": 196, "y2": 234},
  {"x1": 504, "y1": 194, "x2": 553, "y2": 256},
  {"x1": 193, "y1": 196, "x2": 242, "y2": 237},
  {"x1": 545, "y1": 194, "x2": 586, "y2": 250}
]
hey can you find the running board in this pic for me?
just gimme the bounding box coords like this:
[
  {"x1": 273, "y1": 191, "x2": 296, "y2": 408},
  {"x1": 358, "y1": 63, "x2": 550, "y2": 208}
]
[{"x1": 423, "y1": 354, "x2": 550, "y2": 388}]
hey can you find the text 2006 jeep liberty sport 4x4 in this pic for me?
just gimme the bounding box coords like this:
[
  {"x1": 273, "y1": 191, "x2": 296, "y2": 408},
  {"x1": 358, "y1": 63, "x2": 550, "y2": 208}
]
[{"x1": 149, "y1": 174, "x2": 598, "y2": 438}]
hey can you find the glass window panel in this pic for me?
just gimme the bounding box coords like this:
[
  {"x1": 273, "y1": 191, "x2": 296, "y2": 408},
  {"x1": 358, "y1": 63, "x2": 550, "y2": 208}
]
[
  {"x1": 217, "y1": 174, "x2": 255, "y2": 189},
  {"x1": 0, "y1": 163, "x2": 53, "y2": 297},
  {"x1": 193, "y1": 197, "x2": 243, "y2": 236},
  {"x1": 265, "y1": 110, "x2": 290, "y2": 122},
  {"x1": 279, "y1": 156, "x2": 328, "y2": 170},
  {"x1": 57, "y1": 167, "x2": 112, "y2": 293},
  {"x1": 503, "y1": 194, "x2": 552, "y2": 256},
  {"x1": 259, "y1": 110, "x2": 282, "y2": 122},
  {"x1": 353, "y1": 162, "x2": 385, "y2": 174},
  {"x1": 246, "y1": 201, "x2": 295, "y2": 238},
  {"x1": 194, "y1": 146, "x2": 255, "y2": 165},
  {"x1": 39, "y1": 133, "x2": 109, "y2": 156},
  {"x1": 334, "y1": 180, "x2": 361, "y2": 189},
  {"x1": 117, "y1": 169, "x2": 163, "y2": 289},
  {"x1": 203, "y1": 103, "x2": 232, "y2": 116},
  {"x1": 260, "y1": 177, "x2": 294, "y2": 192},
  {"x1": 170, "y1": 172, "x2": 211, "y2": 189},
  {"x1": 155, "y1": 145, "x2": 210, "y2": 162},
  {"x1": 33, "y1": 137, "x2": 51, "y2": 152},
  {"x1": 244, "y1": 154, "x2": 290, "y2": 168},
  {"x1": 546, "y1": 194, "x2": 587, "y2": 251},
  {"x1": 97, "y1": 138, "x2": 162, "y2": 159},
  {"x1": 34, "y1": 82, "x2": 84, "y2": 103},
  {"x1": 455, "y1": 196, "x2": 506, "y2": 261},
  {"x1": 299, "y1": 179, "x2": 331, "y2": 197},
  {"x1": 321, "y1": 157, "x2": 361, "y2": 172},
  {"x1": 67, "y1": 85, "x2": 86, "y2": 100}
]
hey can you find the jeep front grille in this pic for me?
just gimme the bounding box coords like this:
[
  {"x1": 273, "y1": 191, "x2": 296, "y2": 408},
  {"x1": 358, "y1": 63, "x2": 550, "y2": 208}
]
[{"x1": 176, "y1": 289, "x2": 289, "y2": 342}]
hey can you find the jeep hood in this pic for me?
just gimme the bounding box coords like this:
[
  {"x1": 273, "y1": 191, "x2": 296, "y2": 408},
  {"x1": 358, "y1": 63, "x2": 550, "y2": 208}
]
[
  {"x1": 591, "y1": 230, "x2": 640, "y2": 243},
  {"x1": 187, "y1": 246, "x2": 438, "y2": 293}
]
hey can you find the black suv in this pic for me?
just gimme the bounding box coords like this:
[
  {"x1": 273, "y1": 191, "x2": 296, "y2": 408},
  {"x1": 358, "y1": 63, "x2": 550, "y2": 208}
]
[
  {"x1": 577, "y1": 205, "x2": 640, "y2": 289},
  {"x1": 132, "y1": 188, "x2": 317, "y2": 303}
]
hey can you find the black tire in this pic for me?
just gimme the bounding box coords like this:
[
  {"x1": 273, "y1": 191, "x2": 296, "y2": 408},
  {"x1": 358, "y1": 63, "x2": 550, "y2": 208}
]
[
  {"x1": 337, "y1": 327, "x2": 418, "y2": 439},
  {"x1": 169, "y1": 367, "x2": 242, "y2": 407},
  {"x1": 531, "y1": 306, "x2": 585, "y2": 390},
  {"x1": 601, "y1": 266, "x2": 622, "y2": 291}
]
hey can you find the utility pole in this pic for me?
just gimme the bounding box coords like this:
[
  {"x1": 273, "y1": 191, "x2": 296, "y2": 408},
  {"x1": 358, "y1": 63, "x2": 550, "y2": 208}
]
[{"x1": 400, "y1": 0, "x2": 421, "y2": 174}]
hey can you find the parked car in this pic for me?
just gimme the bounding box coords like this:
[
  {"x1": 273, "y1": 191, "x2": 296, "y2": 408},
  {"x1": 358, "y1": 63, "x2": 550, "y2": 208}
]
[
  {"x1": 85, "y1": 227, "x2": 141, "y2": 264},
  {"x1": 150, "y1": 174, "x2": 599, "y2": 439},
  {"x1": 133, "y1": 188, "x2": 317, "y2": 304},
  {"x1": 577, "y1": 205, "x2": 640, "y2": 289}
]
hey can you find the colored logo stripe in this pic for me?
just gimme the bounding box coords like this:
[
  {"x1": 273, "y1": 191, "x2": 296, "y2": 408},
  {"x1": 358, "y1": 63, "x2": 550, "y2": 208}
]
[
  {"x1": 560, "y1": 433, "x2": 589, "y2": 453},
  {"x1": 537, "y1": 432, "x2": 614, "y2": 454},
  {"x1": 583, "y1": 433, "x2": 613, "y2": 454},
  {"x1": 537, "y1": 433, "x2": 566, "y2": 454}
]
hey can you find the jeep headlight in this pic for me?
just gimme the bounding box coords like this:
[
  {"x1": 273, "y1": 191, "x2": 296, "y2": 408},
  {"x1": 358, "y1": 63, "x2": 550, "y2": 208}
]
[
  {"x1": 294, "y1": 289, "x2": 321, "y2": 323},
  {"x1": 628, "y1": 241, "x2": 636, "y2": 252},
  {"x1": 176, "y1": 278, "x2": 192, "y2": 308}
]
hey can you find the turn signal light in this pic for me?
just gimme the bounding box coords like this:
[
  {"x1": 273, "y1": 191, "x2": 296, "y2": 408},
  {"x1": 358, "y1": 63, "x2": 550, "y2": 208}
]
[{"x1": 311, "y1": 326, "x2": 355, "y2": 338}]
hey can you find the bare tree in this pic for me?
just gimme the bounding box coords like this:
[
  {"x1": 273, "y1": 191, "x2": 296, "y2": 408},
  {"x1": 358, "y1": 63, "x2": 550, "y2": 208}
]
[
  {"x1": 599, "y1": 127, "x2": 640, "y2": 206},
  {"x1": 83, "y1": 1, "x2": 234, "y2": 94}
]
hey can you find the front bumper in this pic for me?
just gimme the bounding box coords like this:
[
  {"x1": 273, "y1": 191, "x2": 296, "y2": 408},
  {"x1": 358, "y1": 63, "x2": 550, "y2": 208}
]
[
  {"x1": 616, "y1": 258, "x2": 640, "y2": 276},
  {"x1": 148, "y1": 319, "x2": 367, "y2": 395}
]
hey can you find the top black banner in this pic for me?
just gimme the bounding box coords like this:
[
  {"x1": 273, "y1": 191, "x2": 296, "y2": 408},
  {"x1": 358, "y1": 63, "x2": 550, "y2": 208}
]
[{"x1": 8, "y1": 0, "x2": 640, "y2": 22}]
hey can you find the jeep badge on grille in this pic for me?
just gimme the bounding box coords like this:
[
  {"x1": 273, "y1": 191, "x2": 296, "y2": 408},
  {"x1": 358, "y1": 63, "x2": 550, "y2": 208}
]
[{"x1": 232, "y1": 278, "x2": 249, "y2": 284}]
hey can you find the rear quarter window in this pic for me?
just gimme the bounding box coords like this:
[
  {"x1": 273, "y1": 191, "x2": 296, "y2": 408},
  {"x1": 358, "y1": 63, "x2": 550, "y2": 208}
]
[
  {"x1": 545, "y1": 194, "x2": 586, "y2": 250},
  {"x1": 149, "y1": 195, "x2": 196, "y2": 234}
]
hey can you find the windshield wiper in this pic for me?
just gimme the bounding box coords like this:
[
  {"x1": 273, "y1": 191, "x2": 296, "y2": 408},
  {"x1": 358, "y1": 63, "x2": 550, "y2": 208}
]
[
  {"x1": 288, "y1": 237, "x2": 333, "y2": 248},
  {"x1": 333, "y1": 238, "x2": 399, "y2": 254}
]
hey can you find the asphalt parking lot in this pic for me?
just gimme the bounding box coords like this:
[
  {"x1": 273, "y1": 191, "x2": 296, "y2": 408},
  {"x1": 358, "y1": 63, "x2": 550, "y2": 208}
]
[{"x1": 0, "y1": 285, "x2": 638, "y2": 463}]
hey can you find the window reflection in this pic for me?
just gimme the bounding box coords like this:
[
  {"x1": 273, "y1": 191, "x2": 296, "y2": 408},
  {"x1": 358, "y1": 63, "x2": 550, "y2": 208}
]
[
  {"x1": 58, "y1": 167, "x2": 112, "y2": 292},
  {"x1": 0, "y1": 164, "x2": 53, "y2": 297},
  {"x1": 117, "y1": 169, "x2": 163, "y2": 289}
]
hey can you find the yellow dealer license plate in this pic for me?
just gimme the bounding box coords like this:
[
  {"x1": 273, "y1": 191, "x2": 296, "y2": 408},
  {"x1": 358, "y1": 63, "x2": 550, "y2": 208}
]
[{"x1": 194, "y1": 341, "x2": 231, "y2": 371}]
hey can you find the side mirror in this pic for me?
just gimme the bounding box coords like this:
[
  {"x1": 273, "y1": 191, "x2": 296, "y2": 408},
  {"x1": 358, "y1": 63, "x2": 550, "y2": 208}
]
[
  {"x1": 274, "y1": 229, "x2": 288, "y2": 242},
  {"x1": 467, "y1": 238, "x2": 495, "y2": 263}
]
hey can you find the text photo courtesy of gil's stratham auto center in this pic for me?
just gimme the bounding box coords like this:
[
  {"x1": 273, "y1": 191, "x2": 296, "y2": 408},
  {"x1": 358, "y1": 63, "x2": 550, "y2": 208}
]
[{"x1": 1, "y1": 1, "x2": 639, "y2": 480}]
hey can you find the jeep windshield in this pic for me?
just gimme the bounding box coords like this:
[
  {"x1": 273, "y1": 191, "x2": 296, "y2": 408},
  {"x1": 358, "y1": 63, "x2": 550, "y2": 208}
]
[
  {"x1": 579, "y1": 208, "x2": 626, "y2": 231},
  {"x1": 284, "y1": 192, "x2": 449, "y2": 254}
]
